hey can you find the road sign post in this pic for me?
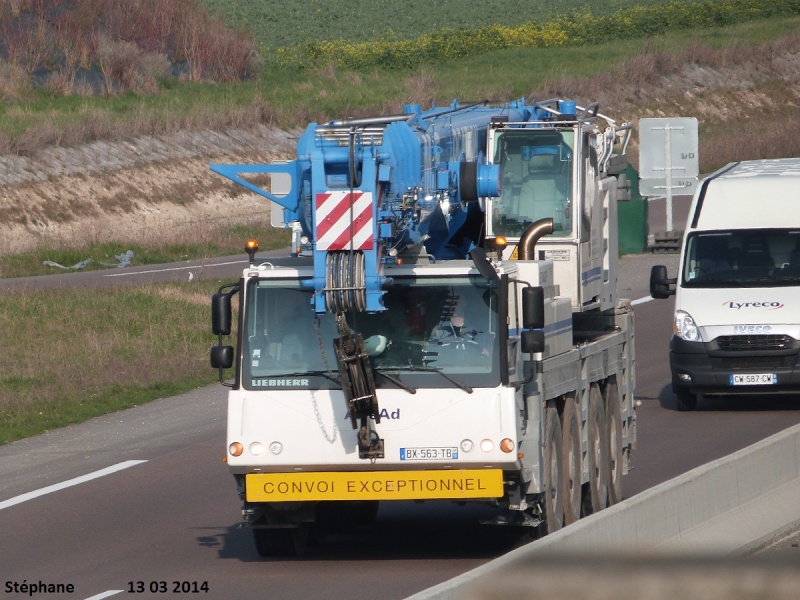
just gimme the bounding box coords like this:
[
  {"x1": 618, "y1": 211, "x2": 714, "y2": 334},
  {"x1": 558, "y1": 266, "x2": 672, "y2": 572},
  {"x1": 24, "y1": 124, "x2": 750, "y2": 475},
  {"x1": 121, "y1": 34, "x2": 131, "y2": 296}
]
[{"x1": 639, "y1": 118, "x2": 699, "y2": 232}]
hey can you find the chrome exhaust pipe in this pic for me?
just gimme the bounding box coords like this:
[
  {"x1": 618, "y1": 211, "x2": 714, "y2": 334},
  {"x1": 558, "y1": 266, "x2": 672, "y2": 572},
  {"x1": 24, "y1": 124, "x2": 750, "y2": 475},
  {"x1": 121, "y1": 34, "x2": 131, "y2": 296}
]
[{"x1": 517, "y1": 218, "x2": 554, "y2": 260}]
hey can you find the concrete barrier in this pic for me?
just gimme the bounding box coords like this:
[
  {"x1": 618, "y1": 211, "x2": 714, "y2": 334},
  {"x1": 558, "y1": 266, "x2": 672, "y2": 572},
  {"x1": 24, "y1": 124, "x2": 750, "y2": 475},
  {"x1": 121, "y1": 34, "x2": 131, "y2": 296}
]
[{"x1": 408, "y1": 421, "x2": 800, "y2": 599}]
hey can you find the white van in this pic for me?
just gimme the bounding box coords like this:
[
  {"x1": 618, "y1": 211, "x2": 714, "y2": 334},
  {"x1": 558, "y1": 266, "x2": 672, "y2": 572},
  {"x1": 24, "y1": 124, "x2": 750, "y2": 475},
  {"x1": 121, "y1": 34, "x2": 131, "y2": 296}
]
[{"x1": 650, "y1": 158, "x2": 800, "y2": 410}]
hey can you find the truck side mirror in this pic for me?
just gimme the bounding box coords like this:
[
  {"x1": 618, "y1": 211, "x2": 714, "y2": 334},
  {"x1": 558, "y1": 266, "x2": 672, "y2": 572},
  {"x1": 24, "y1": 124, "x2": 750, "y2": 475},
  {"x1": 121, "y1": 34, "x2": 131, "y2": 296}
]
[
  {"x1": 521, "y1": 329, "x2": 545, "y2": 354},
  {"x1": 649, "y1": 265, "x2": 676, "y2": 299},
  {"x1": 210, "y1": 345, "x2": 234, "y2": 369},
  {"x1": 522, "y1": 286, "x2": 545, "y2": 329},
  {"x1": 212, "y1": 292, "x2": 233, "y2": 335}
]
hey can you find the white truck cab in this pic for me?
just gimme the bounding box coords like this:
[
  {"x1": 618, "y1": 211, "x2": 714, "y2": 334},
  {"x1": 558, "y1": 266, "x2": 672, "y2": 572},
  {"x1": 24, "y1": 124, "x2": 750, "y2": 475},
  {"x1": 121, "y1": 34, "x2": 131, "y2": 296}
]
[{"x1": 651, "y1": 158, "x2": 800, "y2": 410}]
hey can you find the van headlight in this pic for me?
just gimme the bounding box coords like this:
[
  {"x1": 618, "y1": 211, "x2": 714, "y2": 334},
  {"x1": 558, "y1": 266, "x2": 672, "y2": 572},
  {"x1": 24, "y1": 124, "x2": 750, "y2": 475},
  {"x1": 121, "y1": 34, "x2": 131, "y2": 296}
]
[{"x1": 674, "y1": 310, "x2": 701, "y2": 341}]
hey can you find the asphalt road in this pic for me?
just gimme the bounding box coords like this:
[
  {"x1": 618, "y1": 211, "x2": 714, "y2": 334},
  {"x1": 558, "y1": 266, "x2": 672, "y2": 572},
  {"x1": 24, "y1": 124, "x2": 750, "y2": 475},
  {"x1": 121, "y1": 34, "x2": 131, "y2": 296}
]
[{"x1": 2, "y1": 250, "x2": 800, "y2": 599}]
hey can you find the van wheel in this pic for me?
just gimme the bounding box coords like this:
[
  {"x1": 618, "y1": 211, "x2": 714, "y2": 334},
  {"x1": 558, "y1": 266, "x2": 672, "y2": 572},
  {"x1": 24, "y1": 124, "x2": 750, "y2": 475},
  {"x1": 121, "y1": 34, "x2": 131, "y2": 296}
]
[{"x1": 675, "y1": 388, "x2": 697, "y2": 411}]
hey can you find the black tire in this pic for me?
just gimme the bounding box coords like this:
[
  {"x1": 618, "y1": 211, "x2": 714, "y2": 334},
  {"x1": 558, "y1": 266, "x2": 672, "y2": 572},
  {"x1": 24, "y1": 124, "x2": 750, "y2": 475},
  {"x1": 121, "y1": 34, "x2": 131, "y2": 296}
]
[
  {"x1": 253, "y1": 525, "x2": 310, "y2": 558},
  {"x1": 604, "y1": 379, "x2": 624, "y2": 506},
  {"x1": 581, "y1": 383, "x2": 609, "y2": 516},
  {"x1": 542, "y1": 402, "x2": 564, "y2": 533},
  {"x1": 560, "y1": 394, "x2": 582, "y2": 526},
  {"x1": 675, "y1": 387, "x2": 697, "y2": 411}
]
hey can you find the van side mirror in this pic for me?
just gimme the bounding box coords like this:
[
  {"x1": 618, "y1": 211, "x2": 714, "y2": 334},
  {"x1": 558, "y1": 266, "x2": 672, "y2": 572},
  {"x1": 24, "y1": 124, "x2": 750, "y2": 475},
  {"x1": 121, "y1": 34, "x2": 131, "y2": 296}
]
[
  {"x1": 649, "y1": 265, "x2": 676, "y2": 299},
  {"x1": 522, "y1": 286, "x2": 545, "y2": 329}
]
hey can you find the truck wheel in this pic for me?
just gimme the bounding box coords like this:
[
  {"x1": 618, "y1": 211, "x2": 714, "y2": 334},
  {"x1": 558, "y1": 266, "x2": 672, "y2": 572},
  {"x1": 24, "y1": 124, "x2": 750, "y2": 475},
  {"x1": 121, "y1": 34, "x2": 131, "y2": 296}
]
[
  {"x1": 604, "y1": 379, "x2": 624, "y2": 506},
  {"x1": 675, "y1": 387, "x2": 697, "y2": 411},
  {"x1": 581, "y1": 383, "x2": 609, "y2": 516},
  {"x1": 560, "y1": 395, "x2": 582, "y2": 526},
  {"x1": 542, "y1": 402, "x2": 564, "y2": 533},
  {"x1": 253, "y1": 525, "x2": 310, "y2": 558}
]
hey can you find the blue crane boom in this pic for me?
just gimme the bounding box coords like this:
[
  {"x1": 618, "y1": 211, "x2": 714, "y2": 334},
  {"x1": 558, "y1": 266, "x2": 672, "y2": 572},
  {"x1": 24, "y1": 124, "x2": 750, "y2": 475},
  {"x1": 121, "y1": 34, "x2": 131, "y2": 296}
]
[{"x1": 211, "y1": 98, "x2": 577, "y2": 314}]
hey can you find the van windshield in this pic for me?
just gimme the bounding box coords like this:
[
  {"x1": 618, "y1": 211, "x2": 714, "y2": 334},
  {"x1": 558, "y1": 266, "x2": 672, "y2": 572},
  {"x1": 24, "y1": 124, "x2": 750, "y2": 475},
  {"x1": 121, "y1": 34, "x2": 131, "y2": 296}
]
[{"x1": 683, "y1": 229, "x2": 800, "y2": 287}]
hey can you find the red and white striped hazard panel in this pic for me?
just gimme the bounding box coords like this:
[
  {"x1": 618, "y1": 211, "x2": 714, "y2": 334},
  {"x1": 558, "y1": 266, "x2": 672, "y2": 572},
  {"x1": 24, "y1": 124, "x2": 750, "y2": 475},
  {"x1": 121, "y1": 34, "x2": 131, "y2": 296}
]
[{"x1": 315, "y1": 191, "x2": 374, "y2": 251}]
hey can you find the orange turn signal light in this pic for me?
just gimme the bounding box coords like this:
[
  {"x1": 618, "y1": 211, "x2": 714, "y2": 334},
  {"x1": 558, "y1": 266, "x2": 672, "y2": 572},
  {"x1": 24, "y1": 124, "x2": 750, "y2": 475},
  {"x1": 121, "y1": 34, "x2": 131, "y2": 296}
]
[
  {"x1": 500, "y1": 438, "x2": 515, "y2": 453},
  {"x1": 229, "y1": 442, "x2": 244, "y2": 457}
]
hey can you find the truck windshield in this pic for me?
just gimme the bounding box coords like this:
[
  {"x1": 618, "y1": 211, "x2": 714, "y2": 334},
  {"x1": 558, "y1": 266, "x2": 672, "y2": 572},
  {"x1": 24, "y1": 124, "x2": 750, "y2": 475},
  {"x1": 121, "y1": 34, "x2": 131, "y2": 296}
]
[
  {"x1": 491, "y1": 129, "x2": 574, "y2": 238},
  {"x1": 683, "y1": 229, "x2": 800, "y2": 287},
  {"x1": 241, "y1": 276, "x2": 501, "y2": 390}
]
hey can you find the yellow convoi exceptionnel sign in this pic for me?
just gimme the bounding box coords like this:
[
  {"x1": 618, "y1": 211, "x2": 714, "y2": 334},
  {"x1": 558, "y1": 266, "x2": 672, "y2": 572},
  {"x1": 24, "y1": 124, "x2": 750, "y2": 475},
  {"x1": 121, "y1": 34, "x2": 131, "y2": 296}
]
[{"x1": 246, "y1": 469, "x2": 504, "y2": 502}]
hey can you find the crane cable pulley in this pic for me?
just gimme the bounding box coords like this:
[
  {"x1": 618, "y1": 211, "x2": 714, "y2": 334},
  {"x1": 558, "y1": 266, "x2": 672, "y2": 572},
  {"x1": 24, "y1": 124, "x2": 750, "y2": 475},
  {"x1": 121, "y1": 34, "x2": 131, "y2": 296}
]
[{"x1": 329, "y1": 127, "x2": 382, "y2": 460}]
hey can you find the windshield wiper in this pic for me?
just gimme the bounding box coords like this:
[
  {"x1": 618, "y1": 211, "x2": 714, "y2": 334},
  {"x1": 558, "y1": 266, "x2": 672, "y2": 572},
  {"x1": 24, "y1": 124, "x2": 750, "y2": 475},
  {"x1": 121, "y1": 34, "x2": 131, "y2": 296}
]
[
  {"x1": 385, "y1": 364, "x2": 473, "y2": 394},
  {"x1": 374, "y1": 370, "x2": 416, "y2": 394},
  {"x1": 269, "y1": 370, "x2": 341, "y2": 386}
]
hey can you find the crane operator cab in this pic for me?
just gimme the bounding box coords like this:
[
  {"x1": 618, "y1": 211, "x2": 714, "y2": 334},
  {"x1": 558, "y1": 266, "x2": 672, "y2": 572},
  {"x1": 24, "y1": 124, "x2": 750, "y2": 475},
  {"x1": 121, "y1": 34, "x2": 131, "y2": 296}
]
[{"x1": 490, "y1": 130, "x2": 573, "y2": 238}]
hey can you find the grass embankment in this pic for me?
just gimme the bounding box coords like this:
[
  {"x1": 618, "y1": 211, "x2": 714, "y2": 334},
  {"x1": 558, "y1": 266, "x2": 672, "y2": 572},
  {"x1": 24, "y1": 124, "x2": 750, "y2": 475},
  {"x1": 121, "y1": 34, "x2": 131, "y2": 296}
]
[{"x1": 0, "y1": 279, "x2": 237, "y2": 445}]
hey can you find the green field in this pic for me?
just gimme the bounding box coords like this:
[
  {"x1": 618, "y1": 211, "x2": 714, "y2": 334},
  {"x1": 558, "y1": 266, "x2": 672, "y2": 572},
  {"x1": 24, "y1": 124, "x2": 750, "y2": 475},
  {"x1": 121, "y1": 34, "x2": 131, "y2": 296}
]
[{"x1": 203, "y1": 0, "x2": 714, "y2": 49}]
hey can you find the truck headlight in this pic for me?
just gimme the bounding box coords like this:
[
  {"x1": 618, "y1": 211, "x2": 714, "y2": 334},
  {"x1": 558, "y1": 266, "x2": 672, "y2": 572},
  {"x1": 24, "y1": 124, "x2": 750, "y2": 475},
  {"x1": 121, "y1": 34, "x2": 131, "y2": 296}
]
[{"x1": 674, "y1": 309, "x2": 700, "y2": 341}]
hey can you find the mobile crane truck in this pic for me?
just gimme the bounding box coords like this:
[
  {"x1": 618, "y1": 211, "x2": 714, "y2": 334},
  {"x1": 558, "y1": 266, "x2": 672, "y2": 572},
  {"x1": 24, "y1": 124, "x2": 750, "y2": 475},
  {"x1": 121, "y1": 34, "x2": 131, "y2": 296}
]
[{"x1": 209, "y1": 98, "x2": 636, "y2": 556}]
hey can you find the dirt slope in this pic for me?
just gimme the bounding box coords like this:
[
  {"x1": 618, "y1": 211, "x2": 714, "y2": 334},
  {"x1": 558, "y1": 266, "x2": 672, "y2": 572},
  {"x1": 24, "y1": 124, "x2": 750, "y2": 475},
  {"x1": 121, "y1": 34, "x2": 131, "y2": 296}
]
[{"x1": 0, "y1": 126, "x2": 295, "y2": 255}]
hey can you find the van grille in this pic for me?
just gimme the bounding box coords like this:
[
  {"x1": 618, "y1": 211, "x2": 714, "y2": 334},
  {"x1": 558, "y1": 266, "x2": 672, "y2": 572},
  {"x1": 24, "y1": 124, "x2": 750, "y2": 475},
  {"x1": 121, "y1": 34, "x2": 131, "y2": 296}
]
[
  {"x1": 711, "y1": 356, "x2": 794, "y2": 370},
  {"x1": 716, "y1": 335, "x2": 793, "y2": 352}
]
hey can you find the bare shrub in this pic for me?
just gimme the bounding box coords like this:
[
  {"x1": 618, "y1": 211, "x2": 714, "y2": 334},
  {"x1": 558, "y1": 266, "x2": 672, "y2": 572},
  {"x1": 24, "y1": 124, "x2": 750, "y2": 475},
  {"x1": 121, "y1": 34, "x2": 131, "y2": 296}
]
[
  {"x1": 313, "y1": 61, "x2": 339, "y2": 80},
  {"x1": 0, "y1": 131, "x2": 11, "y2": 154},
  {"x1": 619, "y1": 42, "x2": 681, "y2": 88},
  {"x1": 5, "y1": 15, "x2": 57, "y2": 73},
  {"x1": 401, "y1": 70, "x2": 440, "y2": 106},
  {"x1": 89, "y1": 36, "x2": 167, "y2": 96},
  {"x1": 0, "y1": 0, "x2": 261, "y2": 98},
  {"x1": 0, "y1": 59, "x2": 33, "y2": 102},
  {"x1": 681, "y1": 37, "x2": 739, "y2": 69},
  {"x1": 40, "y1": 69, "x2": 70, "y2": 96},
  {"x1": 11, "y1": 121, "x2": 62, "y2": 155},
  {"x1": 700, "y1": 111, "x2": 800, "y2": 170},
  {"x1": 769, "y1": 28, "x2": 800, "y2": 56},
  {"x1": 59, "y1": 110, "x2": 115, "y2": 147},
  {"x1": 203, "y1": 18, "x2": 263, "y2": 82},
  {"x1": 176, "y1": 8, "x2": 205, "y2": 82},
  {"x1": 124, "y1": 51, "x2": 170, "y2": 95}
]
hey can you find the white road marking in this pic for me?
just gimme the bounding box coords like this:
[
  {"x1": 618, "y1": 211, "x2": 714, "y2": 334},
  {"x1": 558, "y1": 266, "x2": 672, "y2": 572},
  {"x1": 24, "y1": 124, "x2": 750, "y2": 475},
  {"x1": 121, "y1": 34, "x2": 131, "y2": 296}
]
[
  {"x1": 631, "y1": 295, "x2": 654, "y2": 306},
  {"x1": 103, "y1": 260, "x2": 245, "y2": 277},
  {"x1": 0, "y1": 460, "x2": 147, "y2": 511},
  {"x1": 84, "y1": 591, "x2": 123, "y2": 600}
]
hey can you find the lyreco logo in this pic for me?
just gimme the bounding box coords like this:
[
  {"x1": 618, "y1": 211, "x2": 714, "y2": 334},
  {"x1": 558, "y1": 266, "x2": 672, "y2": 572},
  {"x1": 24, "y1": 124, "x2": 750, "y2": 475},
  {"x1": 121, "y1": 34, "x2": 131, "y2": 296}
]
[{"x1": 722, "y1": 300, "x2": 785, "y2": 310}]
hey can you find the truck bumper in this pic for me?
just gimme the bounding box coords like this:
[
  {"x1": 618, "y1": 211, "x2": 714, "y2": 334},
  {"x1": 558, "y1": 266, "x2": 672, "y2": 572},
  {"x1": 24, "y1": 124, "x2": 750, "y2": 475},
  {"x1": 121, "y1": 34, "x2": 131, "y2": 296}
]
[{"x1": 669, "y1": 335, "x2": 800, "y2": 395}]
